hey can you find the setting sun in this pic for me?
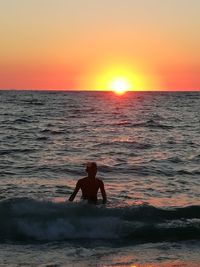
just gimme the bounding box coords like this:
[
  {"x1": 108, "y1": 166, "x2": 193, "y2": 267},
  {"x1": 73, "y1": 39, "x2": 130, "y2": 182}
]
[
  {"x1": 88, "y1": 63, "x2": 157, "y2": 92},
  {"x1": 110, "y1": 78, "x2": 130, "y2": 94}
]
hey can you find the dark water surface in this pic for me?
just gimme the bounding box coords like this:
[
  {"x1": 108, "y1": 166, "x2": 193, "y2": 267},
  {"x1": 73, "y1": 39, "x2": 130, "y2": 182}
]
[{"x1": 0, "y1": 90, "x2": 200, "y2": 266}]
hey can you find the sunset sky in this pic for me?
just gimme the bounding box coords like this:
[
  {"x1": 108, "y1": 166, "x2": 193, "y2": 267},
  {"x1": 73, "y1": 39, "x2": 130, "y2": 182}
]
[{"x1": 0, "y1": 0, "x2": 199, "y2": 91}]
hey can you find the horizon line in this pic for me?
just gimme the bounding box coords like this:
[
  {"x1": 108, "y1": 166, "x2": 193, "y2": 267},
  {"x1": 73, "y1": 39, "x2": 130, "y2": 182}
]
[{"x1": 0, "y1": 89, "x2": 200, "y2": 92}]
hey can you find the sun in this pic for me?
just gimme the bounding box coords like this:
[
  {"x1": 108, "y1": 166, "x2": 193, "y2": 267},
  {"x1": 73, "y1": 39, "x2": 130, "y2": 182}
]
[
  {"x1": 87, "y1": 62, "x2": 160, "y2": 92},
  {"x1": 110, "y1": 78, "x2": 130, "y2": 95}
]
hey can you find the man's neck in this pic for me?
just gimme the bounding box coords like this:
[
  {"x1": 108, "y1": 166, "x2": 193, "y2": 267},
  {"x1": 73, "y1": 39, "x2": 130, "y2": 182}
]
[{"x1": 88, "y1": 175, "x2": 96, "y2": 179}]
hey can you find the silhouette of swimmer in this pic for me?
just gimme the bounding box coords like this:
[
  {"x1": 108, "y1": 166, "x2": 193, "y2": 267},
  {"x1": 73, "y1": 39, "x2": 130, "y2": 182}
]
[{"x1": 68, "y1": 162, "x2": 107, "y2": 204}]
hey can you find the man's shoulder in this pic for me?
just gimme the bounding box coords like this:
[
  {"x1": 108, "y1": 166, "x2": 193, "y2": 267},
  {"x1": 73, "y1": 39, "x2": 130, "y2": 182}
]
[
  {"x1": 96, "y1": 178, "x2": 104, "y2": 184},
  {"x1": 77, "y1": 177, "x2": 88, "y2": 184},
  {"x1": 77, "y1": 177, "x2": 104, "y2": 185}
]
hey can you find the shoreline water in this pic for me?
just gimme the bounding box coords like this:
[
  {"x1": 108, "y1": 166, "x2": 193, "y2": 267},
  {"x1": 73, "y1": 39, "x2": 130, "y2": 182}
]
[{"x1": 1, "y1": 240, "x2": 200, "y2": 267}]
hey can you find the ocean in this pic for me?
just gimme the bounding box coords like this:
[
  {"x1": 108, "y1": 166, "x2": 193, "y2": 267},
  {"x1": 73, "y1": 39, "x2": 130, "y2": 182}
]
[{"x1": 0, "y1": 90, "x2": 199, "y2": 267}]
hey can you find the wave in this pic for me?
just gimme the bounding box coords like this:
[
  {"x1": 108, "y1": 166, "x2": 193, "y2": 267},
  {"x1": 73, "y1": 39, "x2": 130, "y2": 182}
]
[
  {"x1": 21, "y1": 100, "x2": 45, "y2": 106},
  {"x1": 126, "y1": 119, "x2": 174, "y2": 130},
  {"x1": 177, "y1": 169, "x2": 200, "y2": 175},
  {"x1": 0, "y1": 198, "x2": 199, "y2": 244},
  {"x1": 113, "y1": 121, "x2": 132, "y2": 126},
  {"x1": 13, "y1": 118, "x2": 32, "y2": 124},
  {"x1": 144, "y1": 119, "x2": 174, "y2": 129},
  {"x1": 0, "y1": 148, "x2": 36, "y2": 155},
  {"x1": 40, "y1": 129, "x2": 65, "y2": 135},
  {"x1": 111, "y1": 120, "x2": 174, "y2": 130},
  {"x1": 95, "y1": 141, "x2": 152, "y2": 150}
]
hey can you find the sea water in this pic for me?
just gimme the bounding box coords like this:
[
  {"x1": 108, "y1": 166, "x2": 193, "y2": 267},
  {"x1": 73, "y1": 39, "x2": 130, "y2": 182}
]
[{"x1": 0, "y1": 90, "x2": 199, "y2": 266}]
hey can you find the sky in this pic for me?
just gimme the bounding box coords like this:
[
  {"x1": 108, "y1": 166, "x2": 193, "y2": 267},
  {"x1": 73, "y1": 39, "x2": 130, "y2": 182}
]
[{"x1": 0, "y1": 0, "x2": 199, "y2": 91}]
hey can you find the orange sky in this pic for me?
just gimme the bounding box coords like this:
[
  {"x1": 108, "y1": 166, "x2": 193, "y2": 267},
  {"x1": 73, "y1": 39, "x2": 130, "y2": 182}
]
[{"x1": 0, "y1": 0, "x2": 199, "y2": 91}]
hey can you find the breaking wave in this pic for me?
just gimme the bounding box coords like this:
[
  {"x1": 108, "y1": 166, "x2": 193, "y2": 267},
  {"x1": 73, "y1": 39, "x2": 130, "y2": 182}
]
[{"x1": 0, "y1": 198, "x2": 199, "y2": 244}]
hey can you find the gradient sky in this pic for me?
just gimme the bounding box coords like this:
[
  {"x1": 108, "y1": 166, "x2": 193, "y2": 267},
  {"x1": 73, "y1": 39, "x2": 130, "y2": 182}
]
[{"x1": 0, "y1": 0, "x2": 199, "y2": 90}]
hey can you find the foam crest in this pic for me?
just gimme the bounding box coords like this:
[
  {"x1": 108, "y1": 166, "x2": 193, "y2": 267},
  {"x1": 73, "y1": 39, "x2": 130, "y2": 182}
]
[{"x1": 0, "y1": 198, "x2": 199, "y2": 243}]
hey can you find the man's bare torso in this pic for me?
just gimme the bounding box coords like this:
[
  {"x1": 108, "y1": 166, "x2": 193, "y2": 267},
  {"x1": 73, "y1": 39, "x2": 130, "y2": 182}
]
[{"x1": 77, "y1": 177, "x2": 104, "y2": 203}]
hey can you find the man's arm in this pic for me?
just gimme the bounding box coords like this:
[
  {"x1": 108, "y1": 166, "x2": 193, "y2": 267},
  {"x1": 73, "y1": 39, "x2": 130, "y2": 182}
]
[
  {"x1": 100, "y1": 181, "x2": 107, "y2": 204},
  {"x1": 68, "y1": 181, "x2": 81, "y2": 202}
]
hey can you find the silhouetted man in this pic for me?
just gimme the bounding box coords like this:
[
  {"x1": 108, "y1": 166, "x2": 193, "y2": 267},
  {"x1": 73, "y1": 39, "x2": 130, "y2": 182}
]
[{"x1": 68, "y1": 162, "x2": 107, "y2": 204}]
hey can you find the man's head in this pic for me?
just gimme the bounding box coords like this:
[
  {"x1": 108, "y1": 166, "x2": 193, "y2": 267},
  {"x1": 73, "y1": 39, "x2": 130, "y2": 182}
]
[{"x1": 86, "y1": 162, "x2": 97, "y2": 177}]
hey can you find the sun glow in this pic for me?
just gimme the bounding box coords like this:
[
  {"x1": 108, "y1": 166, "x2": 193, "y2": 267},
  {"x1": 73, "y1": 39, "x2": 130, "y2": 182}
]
[
  {"x1": 92, "y1": 64, "x2": 147, "y2": 92},
  {"x1": 83, "y1": 62, "x2": 161, "y2": 92},
  {"x1": 110, "y1": 78, "x2": 130, "y2": 94}
]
